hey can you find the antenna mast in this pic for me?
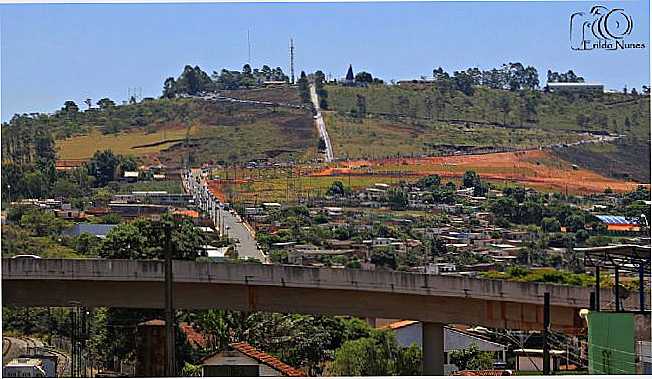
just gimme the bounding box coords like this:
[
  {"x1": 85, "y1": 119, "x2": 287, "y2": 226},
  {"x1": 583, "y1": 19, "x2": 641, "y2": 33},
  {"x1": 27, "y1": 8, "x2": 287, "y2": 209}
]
[
  {"x1": 290, "y1": 38, "x2": 295, "y2": 84},
  {"x1": 247, "y1": 30, "x2": 251, "y2": 64}
]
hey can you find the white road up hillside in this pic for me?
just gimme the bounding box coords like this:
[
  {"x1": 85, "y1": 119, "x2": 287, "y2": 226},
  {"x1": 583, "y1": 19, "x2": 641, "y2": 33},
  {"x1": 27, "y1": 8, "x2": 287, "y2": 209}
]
[{"x1": 309, "y1": 83, "x2": 334, "y2": 162}]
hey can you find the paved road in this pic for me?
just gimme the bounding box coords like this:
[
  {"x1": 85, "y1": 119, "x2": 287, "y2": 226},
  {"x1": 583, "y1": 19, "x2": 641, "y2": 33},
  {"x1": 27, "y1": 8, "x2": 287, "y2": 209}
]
[
  {"x1": 183, "y1": 170, "x2": 267, "y2": 262},
  {"x1": 310, "y1": 84, "x2": 334, "y2": 162},
  {"x1": 218, "y1": 208, "x2": 265, "y2": 261}
]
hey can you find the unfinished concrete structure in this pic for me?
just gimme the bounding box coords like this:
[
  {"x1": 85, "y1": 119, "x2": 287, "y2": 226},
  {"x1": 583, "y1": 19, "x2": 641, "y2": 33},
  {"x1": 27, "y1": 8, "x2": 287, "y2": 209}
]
[{"x1": 2, "y1": 259, "x2": 626, "y2": 375}]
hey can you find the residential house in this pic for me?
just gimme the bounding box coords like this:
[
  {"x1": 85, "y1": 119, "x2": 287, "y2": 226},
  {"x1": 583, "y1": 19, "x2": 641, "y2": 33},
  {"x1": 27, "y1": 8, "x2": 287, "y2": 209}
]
[
  {"x1": 200, "y1": 342, "x2": 305, "y2": 377},
  {"x1": 381, "y1": 321, "x2": 507, "y2": 374}
]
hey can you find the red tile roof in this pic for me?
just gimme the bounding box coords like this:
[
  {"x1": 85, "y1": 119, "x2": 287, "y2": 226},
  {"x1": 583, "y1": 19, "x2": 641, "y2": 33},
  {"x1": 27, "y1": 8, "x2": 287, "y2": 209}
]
[
  {"x1": 137, "y1": 319, "x2": 206, "y2": 348},
  {"x1": 180, "y1": 323, "x2": 207, "y2": 349},
  {"x1": 381, "y1": 320, "x2": 419, "y2": 330},
  {"x1": 229, "y1": 342, "x2": 306, "y2": 377},
  {"x1": 138, "y1": 319, "x2": 165, "y2": 326},
  {"x1": 173, "y1": 209, "x2": 200, "y2": 218}
]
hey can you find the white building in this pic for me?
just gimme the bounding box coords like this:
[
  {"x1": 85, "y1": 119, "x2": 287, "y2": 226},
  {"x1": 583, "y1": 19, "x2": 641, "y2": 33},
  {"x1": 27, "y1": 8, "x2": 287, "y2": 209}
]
[
  {"x1": 3, "y1": 358, "x2": 47, "y2": 378},
  {"x1": 546, "y1": 82, "x2": 604, "y2": 94}
]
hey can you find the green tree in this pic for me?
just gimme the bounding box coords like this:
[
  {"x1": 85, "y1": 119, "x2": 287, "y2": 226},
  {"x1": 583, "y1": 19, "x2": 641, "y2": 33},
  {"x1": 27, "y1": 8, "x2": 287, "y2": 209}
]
[
  {"x1": 88, "y1": 150, "x2": 120, "y2": 186},
  {"x1": 74, "y1": 232, "x2": 102, "y2": 256},
  {"x1": 370, "y1": 249, "x2": 397, "y2": 270},
  {"x1": 388, "y1": 188, "x2": 408, "y2": 209},
  {"x1": 318, "y1": 137, "x2": 327, "y2": 151},
  {"x1": 97, "y1": 222, "x2": 148, "y2": 259},
  {"x1": 542, "y1": 217, "x2": 561, "y2": 233},
  {"x1": 354, "y1": 72, "x2": 374, "y2": 83},
  {"x1": 565, "y1": 214, "x2": 586, "y2": 232},
  {"x1": 449, "y1": 343, "x2": 494, "y2": 371},
  {"x1": 97, "y1": 98, "x2": 116, "y2": 110},
  {"x1": 330, "y1": 330, "x2": 397, "y2": 376},
  {"x1": 417, "y1": 174, "x2": 441, "y2": 189},
  {"x1": 62, "y1": 100, "x2": 79, "y2": 114},
  {"x1": 174, "y1": 65, "x2": 213, "y2": 95},
  {"x1": 97, "y1": 215, "x2": 206, "y2": 260},
  {"x1": 51, "y1": 177, "x2": 83, "y2": 199},
  {"x1": 162, "y1": 77, "x2": 177, "y2": 98},
  {"x1": 119, "y1": 155, "x2": 138, "y2": 173},
  {"x1": 326, "y1": 181, "x2": 350, "y2": 197},
  {"x1": 396, "y1": 344, "x2": 423, "y2": 375},
  {"x1": 297, "y1": 71, "x2": 310, "y2": 104},
  {"x1": 462, "y1": 170, "x2": 481, "y2": 188},
  {"x1": 20, "y1": 208, "x2": 70, "y2": 237}
]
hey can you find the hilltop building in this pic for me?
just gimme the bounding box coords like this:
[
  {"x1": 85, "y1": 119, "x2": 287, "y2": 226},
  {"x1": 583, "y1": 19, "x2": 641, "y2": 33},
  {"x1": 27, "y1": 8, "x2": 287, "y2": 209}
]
[
  {"x1": 546, "y1": 82, "x2": 604, "y2": 93},
  {"x1": 343, "y1": 64, "x2": 355, "y2": 85}
]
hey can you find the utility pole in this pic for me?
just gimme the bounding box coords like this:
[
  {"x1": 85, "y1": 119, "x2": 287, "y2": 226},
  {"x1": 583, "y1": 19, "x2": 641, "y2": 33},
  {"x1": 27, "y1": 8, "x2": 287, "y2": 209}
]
[
  {"x1": 595, "y1": 266, "x2": 601, "y2": 312},
  {"x1": 543, "y1": 292, "x2": 551, "y2": 375},
  {"x1": 614, "y1": 265, "x2": 620, "y2": 311},
  {"x1": 70, "y1": 309, "x2": 76, "y2": 378},
  {"x1": 640, "y1": 264, "x2": 646, "y2": 312},
  {"x1": 164, "y1": 223, "x2": 176, "y2": 377}
]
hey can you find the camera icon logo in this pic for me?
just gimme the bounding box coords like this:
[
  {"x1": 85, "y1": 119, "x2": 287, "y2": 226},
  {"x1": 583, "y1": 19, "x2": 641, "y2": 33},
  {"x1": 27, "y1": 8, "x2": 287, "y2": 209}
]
[{"x1": 570, "y1": 5, "x2": 634, "y2": 51}]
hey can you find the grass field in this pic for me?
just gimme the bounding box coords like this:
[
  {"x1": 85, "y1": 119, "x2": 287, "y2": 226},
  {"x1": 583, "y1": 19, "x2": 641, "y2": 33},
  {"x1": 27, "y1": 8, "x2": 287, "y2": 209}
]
[
  {"x1": 159, "y1": 107, "x2": 319, "y2": 166},
  {"x1": 324, "y1": 112, "x2": 583, "y2": 159},
  {"x1": 325, "y1": 84, "x2": 650, "y2": 137},
  {"x1": 221, "y1": 86, "x2": 303, "y2": 105},
  {"x1": 55, "y1": 97, "x2": 318, "y2": 166},
  {"x1": 56, "y1": 125, "x2": 196, "y2": 160},
  {"x1": 552, "y1": 138, "x2": 651, "y2": 182},
  {"x1": 324, "y1": 84, "x2": 650, "y2": 179}
]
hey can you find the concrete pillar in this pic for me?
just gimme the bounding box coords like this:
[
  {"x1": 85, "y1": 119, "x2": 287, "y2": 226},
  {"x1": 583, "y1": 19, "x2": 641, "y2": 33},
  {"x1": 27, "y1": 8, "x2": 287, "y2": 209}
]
[
  {"x1": 365, "y1": 317, "x2": 377, "y2": 328},
  {"x1": 422, "y1": 322, "x2": 445, "y2": 375}
]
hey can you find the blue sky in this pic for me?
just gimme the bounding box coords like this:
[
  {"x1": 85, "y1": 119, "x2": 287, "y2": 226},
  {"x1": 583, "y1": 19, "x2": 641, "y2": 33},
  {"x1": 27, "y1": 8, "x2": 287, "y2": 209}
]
[{"x1": 1, "y1": 1, "x2": 650, "y2": 121}]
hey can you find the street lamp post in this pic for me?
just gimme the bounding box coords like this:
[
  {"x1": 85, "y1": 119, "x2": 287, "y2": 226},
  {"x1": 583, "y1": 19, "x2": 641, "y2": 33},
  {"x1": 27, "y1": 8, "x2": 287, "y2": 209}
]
[{"x1": 163, "y1": 223, "x2": 175, "y2": 377}]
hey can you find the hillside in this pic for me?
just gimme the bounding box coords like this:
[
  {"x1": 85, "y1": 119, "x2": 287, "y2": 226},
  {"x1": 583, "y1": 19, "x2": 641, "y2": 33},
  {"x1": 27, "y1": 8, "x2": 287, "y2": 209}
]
[
  {"x1": 41, "y1": 88, "x2": 317, "y2": 166},
  {"x1": 324, "y1": 84, "x2": 650, "y2": 180},
  {"x1": 551, "y1": 139, "x2": 651, "y2": 183},
  {"x1": 5, "y1": 79, "x2": 649, "y2": 182}
]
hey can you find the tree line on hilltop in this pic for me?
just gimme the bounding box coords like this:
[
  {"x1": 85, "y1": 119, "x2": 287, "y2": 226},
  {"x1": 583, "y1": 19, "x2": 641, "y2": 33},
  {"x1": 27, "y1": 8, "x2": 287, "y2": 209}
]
[{"x1": 162, "y1": 64, "x2": 290, "y2": 98}]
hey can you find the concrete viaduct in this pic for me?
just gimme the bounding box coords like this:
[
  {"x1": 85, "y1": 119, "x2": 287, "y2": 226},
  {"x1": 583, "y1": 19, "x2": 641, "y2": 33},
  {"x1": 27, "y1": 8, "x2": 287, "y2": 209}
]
[{"x1": 2, "y1": 259, "x2": 611, "y2": 375}]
